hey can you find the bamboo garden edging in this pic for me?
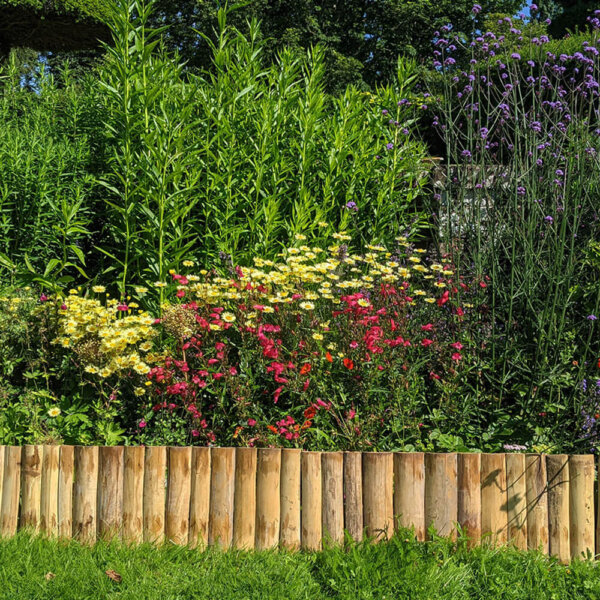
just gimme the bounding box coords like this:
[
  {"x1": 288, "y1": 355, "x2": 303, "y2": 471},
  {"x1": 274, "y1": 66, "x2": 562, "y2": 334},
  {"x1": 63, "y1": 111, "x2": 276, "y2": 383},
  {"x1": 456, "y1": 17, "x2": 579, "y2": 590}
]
[{"x1": 0, "y1": 446, "x2": 597, "y2": 561}]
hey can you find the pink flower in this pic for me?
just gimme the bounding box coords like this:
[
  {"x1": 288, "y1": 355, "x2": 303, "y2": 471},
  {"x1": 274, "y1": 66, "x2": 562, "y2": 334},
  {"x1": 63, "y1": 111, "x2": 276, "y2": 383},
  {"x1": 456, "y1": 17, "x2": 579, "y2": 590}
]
[
  {"x1": 347, "y1": 409, "x2": 356, "y2": 419},
  {"x1": 421, "y1": 338, "x2": 434, "y2": 347},
  {"x1": 39, "y1": 294, "x2": 48, "y2": 302},
  {"x1": 117, "y1": 304, "x2": 129, "y2": 311},
  {"x1": 450, "y1": 342, "x2": 464, "y2": 350},
  {"x1": 191, "y1": 429, "x2": 200, "y2": 437},
  {"x1": 176, "y1": 289, "x2": 186, "y2": 298},
  {"x1": 247, "y1": 418, "x2": 257, "y2": 427},
  {"x1": 451, "y1": 352, "x2": 462, "y2": 361},
  {"x1": 60, "y1": 303, "x2": 67, "y2": 310},
  {"x1": 421, "y1": 323, "x2": 434, "y2": 331},
  {"x1": 139, "y1": 420, "x2": 147, "y2": 428}
]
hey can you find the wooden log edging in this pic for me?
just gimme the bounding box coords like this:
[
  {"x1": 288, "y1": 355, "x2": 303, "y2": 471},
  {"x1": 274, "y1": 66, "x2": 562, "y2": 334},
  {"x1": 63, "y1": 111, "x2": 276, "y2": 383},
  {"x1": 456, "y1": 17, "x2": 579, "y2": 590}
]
[{"x1": 0, "y1": 446, "x2": 596, "y2": 561}]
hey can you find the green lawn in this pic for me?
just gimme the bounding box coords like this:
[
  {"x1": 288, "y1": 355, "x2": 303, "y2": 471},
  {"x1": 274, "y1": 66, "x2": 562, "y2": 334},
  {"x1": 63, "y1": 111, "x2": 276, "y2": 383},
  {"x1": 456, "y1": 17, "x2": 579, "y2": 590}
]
[{"x1": 1, "y1": 531, "x2": 599, "y2": 600}]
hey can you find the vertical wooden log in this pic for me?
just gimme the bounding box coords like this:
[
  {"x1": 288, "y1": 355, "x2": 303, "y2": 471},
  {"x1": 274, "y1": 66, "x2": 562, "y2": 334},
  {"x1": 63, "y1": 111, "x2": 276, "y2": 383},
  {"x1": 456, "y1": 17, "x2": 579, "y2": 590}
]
[
  {"x1": 232, "y1": 447, "x2": 257, "y2": 550},
  {"x1": 280, "y1": 449, "x2": 301, "y2": 549},
  {"x1": 547, "y1": 454, "x2": 570, "y2": 562},
  {"x1": 457, "y1": 453, "x2": 481, "y2": 547},
  {"x1": 525, "y1": 454, "x2": 549, "y2": 554},
  {"x1": 425, "y1": 453, "x2": 458, "y2": 539},
  {"x1": 58, "y1": 445, "x2": 74, "y2": 539},
  {"x1": 481, "y1": 453, "x2": 507, "y2": 546},
  {"x1": 1, "y1": 446, "x2": 22, "y2": 537},
  {"x1": 363, "y1": 453, "x2": 394, "y2": 541},
  {"x1": 97, "y1": 446, "x2": 124, "y2": 540},
  {"x1": 506, "y1": 453, "x2": 527, "y2": 550},
  {"x1": 301, "y1": 451, "x2": 322, "y2": 550},
  {"x1": 321, "y1": 452, "x2": 344, "y2": 545},
  {"x1": 166, "y1": 447, "x2": 192, "y2": 546},
  {"x1": 40, "y1": 445, "x2": 60, "y2": 536},
  {"x1": 394, "y1": 452, "x2": 425, "y2": 541},
  {"x1": 568, "y1": 455, "x2": 594, "y2": 559},
  {"x1": 73, "y1": 446, "x2": 98, "y2": 544},
  {"x1": 343, "y1": 452, "x2": 363, "y2": 542},
  {"x1": 143, "y1": 446, "x2": 167, "y2": 544},
  {"x1": 0, "y1": 446, "x2": 4, "y2": 510},
  {"x1": 20, "y1": 445, "x2": 42, "y2": 530},
  {"x1": 597, "y1": 455, "x2": 600, "y2": 557},
  {"x1": 189, "y1": 447, "x2": 211, "y2": 549},
  {"x1": 208, "y1": 447, "x2": 235, "y2": 548},
  {"x1": 255, "y1": 448, "x2": 281, "y2": 550},
  {"x1": 122, "y1": 446, "x2": 145, "y2": 544}
]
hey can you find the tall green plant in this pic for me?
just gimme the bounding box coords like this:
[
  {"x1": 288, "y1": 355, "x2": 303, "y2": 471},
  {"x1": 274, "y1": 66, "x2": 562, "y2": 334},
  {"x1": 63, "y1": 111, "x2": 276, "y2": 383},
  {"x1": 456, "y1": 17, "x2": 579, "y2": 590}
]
[{"x1": 429, "y1": 18, "x2": 600, "y2": 451}]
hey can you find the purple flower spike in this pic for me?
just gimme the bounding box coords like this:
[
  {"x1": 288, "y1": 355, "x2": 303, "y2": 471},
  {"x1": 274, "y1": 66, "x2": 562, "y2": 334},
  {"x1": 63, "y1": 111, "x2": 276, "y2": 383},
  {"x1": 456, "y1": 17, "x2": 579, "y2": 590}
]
[
  {"x1": 587, "y1": 315, "x2": 598, "y2": 321},
  {"x1": 346, "y1": 201, "x2": 358, "y2": 211},
  {"x1": 472, "y1": 4, "x2": 482, "y2": 14},
  {"x1": 544, "y1": 215, "x2": 554, "y2": 223}
]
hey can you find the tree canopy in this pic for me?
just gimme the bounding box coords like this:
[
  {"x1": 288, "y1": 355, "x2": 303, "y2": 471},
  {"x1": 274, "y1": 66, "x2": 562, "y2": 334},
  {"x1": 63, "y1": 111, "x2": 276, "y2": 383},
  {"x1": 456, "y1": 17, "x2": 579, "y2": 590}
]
[
  {"x1": 4, "y1": 0, "x2": 596, "y2": 90},
  {"x1": 0, "y1": 0, "x2": 110, "y2": 57}
]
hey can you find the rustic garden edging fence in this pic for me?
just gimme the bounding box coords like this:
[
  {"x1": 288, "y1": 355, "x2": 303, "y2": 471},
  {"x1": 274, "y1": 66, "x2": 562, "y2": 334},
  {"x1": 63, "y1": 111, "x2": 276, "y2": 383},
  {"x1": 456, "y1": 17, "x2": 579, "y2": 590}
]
[{"x1": 2, "y1": 446, "x2": 596, "y2": 561}]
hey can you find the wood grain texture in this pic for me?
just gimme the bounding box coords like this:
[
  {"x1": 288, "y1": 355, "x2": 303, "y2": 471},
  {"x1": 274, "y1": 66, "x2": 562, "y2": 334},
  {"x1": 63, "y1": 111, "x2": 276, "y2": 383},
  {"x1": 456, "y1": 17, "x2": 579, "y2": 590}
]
[
  {"x1": 1, "y1": 446, "x2": 22, "y2": 537},
  {"x1": 457, "y1": 453, "x2": 481, "y2": 547},
  {"x1": 208, "y1": 447, "x2": 235, "y2": 548},
  {"x1": 279, "y1": 449, "x2": 301, "y2": 549},
  {"x1": 481, "y1": 453, "x2": 507, "y2": 546},
  {"x1": 547, "y1": 454, "x2": 570, "y2": 563},
  {"x1": 255, "y1": 448, "x2": 281, "y2": 550},
  {"x1": 321, "y1": 452, "x2": 344, "y2": 545},
  {"x1": 525, "y1": 454, "x2": 549, "y2": 553},
  {"x1": 0, "y1": 447, "x2": 4, "y2": 513},
  {"x1": 394, "y1": 452, "x2": 425, "y2": 541},
  {"x1": 232, "y1": 447, "x2": 257, "y2": 550},
  {"x1": 58, "y1": 446, "x2": 74, "y2": 539},
  {"x1": 20, "y1": 445, "x2": 42, "y2": 530},
  {"x1": 166, "y1": 447, "x2": 192, "y2": 546},
  {"x1": 73, "y1": 446, "x2": 99, "y2": 544},
  {"x1": 425, "y1": 453, "x2": 458, "y2": 540},
  {"x1": 362, "y1": 453, "x2": 394, "y2": 541},
  {"x1": 98, "y1": 446, "x2": 124, "y2": 540},
  {"x1": 143, "y1": 446, "x2": 167, "y2": 544},
  {"x1": 189, "y1": 447, "x2": 211, "y2": 549},
  {"x1": 301, "y1": 451, "x2": 322, "y2": 550},
  {"x1": 122, "y1": 446, "x2": 145, "y2": 544},
  {"x1": 506, "y1": 453, "x2": 527, "y2": 550},
  {"x1": 343, "y1": 452, "x2": 363, "y2": 542},
  {"x1": 568, "y1": 455, "x2": 594, "y2": 559},
  {"x1": 40, "y1": 445, "x2": 60, "y2": 536}
]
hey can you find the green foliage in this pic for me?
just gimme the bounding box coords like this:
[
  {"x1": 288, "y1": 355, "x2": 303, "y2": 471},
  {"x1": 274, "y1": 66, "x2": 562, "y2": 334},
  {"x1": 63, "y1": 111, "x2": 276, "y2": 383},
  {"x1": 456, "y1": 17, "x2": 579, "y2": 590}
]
[
  {"x1": 1, "y1": 531, "x2": 599, "y2": 600},
  {"x1": 0, "y1": 1, "x2": 431, "y2": 293}
]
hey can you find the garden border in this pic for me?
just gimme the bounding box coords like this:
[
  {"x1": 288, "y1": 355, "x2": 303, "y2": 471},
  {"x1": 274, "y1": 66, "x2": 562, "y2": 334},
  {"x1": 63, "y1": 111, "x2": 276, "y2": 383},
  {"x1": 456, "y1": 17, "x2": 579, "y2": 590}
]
[{"x1": 3, "y1": 446, "x2": 597, "y2": 561}]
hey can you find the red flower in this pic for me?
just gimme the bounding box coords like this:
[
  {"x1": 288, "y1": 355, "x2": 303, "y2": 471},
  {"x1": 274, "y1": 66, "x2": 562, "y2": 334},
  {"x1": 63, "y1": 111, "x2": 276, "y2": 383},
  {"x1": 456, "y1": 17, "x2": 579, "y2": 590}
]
[
  {"x1": 421, "y1": 338, "x2": 433, "y2": 347},
  {"x1": 247, "y1": 418, "x2": 257, "y2": 427},
  {"x1": 304, "y1": 406, "x2": 317, "y2": 419},
  {"x1": 421, "y1": 323, "x2": 434, "y2": 331},
  {"x1": 273, "y1": 386, "x2": 284, "y2": 403},
  {"x1": 437, "y1": 290, "x2": 450, "y2": 306},
  {"x1": 299, "y1": 363, "x2": 312, "y2": 375},
  {"x1": 451, "y1": 352, "x2": 462, "y2": 361},
  {"x1": 268, "y1": 425, "x2": 278, "y2": 434},
  {"x1": 325, "y1": 352, "x2": 333, "y2": 363},
  {"x1": 450, "y1": 342, "x2": 464, "y2": 350},
  {"x1": 343, "y1": 358, "x2": 354, "y2": 370}
]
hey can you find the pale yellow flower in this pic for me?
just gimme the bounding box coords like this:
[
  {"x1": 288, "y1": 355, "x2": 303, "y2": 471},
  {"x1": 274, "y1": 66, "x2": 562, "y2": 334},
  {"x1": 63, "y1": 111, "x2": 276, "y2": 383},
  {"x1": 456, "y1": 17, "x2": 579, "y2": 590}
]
[{"x1": 48, "y1": 407, "x2": 61, "y2": 418}]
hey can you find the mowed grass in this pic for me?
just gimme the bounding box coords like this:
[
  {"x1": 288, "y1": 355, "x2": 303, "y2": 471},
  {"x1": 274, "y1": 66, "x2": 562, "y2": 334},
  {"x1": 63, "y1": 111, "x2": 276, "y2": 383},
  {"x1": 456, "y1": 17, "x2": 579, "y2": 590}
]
[{"x1": 2, "y1": 531, "x2": 600, "y2": 600}]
